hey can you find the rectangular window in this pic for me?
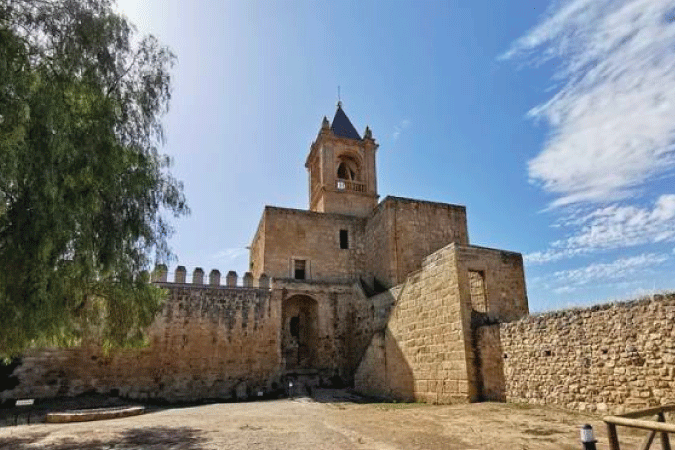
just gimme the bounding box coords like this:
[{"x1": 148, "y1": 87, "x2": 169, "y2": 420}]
[
  {"x1": 294, "y1": 259, "x2": 306, "y2": 280},
  {"x1": 340, "y1": 229, "x2": 349, "y2": 249}
]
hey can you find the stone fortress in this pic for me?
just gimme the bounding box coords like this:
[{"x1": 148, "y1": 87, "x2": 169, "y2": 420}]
[{"x1": 4, "y1": 105, "x2": 675, "y2": 415}]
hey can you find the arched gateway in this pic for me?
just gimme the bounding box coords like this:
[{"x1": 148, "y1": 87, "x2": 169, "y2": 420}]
[{"x1": 282, "y1": 295, "x2": 319, "y2": 370}]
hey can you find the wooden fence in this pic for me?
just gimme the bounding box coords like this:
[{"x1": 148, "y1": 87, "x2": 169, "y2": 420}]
[{"x1": 604, "y1": 405, "x2": 675, "y2": 450}]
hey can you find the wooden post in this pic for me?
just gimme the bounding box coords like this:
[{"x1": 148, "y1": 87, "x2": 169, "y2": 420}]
[
  {"x1": 641, "y1": 430, "x2": 656, "y2": 450},
  {"x1": 607, "y1": 423, "x2": 621, "y2": 450},
  {"x1": 640, "y1": 415, "x2": 658, "y2": 450},
  {"x1": 657, "y1": 412, "x2": 671, "y2": 450}
]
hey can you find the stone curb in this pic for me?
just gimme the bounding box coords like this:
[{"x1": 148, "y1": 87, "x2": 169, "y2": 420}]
[{"x1": 45, "y1": 405, "x2": 145, "y2": 423}]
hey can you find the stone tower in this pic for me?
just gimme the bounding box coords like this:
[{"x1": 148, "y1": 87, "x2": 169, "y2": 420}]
[{"x1": 305, "y1": 102, "x2": 378, "y2": 217}]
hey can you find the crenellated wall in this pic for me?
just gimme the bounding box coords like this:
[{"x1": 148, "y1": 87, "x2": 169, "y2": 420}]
[
  {"x1": 2, "y1": 267, "x2": 281, "y2": 403},
  {"x1": 151, "y1": 265, "x2": 270, "y2": 289}
]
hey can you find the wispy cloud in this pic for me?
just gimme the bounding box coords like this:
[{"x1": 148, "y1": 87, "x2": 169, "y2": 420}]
[
  {"x1": 526, "y1": 194, "x2": 675, "y2": 263},
  {"x1": 503, "y1": 0, "x2": 675, "y2": 207},
  {"x1": 210, "y1": 247, "x2": 248, "y2": 265},
  {"x1": 531, "y1": 253, "x2": 668, "y2": 298},
  {"x1": 392, "y1": 119, "x2": 411, "y2": 141},
  {"x1": 552, "y1": 252, "x2": 668, "y2": 288}
]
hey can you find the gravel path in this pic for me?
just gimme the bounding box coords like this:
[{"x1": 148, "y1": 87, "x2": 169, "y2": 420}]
[{"x1": 0, "y1": 392, "x2": 647, "y2": 449}]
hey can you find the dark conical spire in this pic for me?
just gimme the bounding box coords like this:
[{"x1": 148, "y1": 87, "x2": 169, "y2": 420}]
[{"x1": 331, "y1": 102, "x2": 361, "y2": 140}]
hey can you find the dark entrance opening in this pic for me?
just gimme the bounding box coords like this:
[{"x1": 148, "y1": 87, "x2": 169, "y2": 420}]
[
  {"x1": 290, "y1": 316, "x2": 300, "y2": 338},
  {"x1": 282, "y1": 295, "x2": 318, "y2": 370}
]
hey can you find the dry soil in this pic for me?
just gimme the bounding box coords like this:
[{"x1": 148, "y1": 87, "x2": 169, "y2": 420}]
[{"x1": 0, "y1": 391, "x2": 648, "y2": 449}]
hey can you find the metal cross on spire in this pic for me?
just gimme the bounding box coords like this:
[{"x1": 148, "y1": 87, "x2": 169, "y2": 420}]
[{"x1": 337, "y1": 86, "x2": 342, "y2": 108}]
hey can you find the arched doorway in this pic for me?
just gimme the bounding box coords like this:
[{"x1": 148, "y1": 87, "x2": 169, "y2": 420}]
[{"x1": 282, "y1": 295, "x2": 319, "y2": 370}]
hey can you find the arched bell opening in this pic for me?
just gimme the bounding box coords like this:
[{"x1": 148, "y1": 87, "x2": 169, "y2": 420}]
[
  {"x1": 282, "y1": 295, "x2": 319, "y2": 370},
  {"x1": 336, "y1": 155, "x2": 361, "y2": 182}
]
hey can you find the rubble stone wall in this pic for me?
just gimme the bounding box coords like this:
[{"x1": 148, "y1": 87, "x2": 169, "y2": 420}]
[{"x1": 501, "y1": 294, "x2": 675, "y2": 414}]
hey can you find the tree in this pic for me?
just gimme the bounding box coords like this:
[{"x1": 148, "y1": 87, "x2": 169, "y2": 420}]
[{"x1": 0, "y1": 0, "x2": 188, "y2": 357}]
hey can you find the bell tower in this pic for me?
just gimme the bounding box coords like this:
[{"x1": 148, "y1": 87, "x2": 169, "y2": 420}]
[{"x1": 305, "y1": 102, "x2": 378, "y2": 217}]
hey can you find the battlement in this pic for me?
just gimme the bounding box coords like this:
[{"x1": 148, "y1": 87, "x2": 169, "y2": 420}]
[{"x1": 151, "y1": 265, "x2": 270, "y2": 289}]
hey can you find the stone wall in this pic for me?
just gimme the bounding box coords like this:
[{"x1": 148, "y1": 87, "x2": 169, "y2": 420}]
[
  {"x1": 363, "y1": 200, "x2": 397, "y2": 288},
  {"x1": 272, "y1": 279, "x2": 361, "y2": 382},
  {"x1": 501, "y1": 293, "x2": 675, "y2": 414},
  {"x1": 355, "y1": 245, "x2": 473, "y2": 403},
  {"x1": 455, "y1": 245, "x2": 528, "y2": 323},
  {"x1": 252, "y1": 197, "x2": 471, "y2": 291},
  {"x1": 476, "y1": 325, "x2": 506, "y2": 401},
  {"x1": 364, "y1": 197, "x2": 469, "y2": 288},
  {"x1": 249, "y1": 216, "x2": 266, "y2": 279},
  {"x1": 453, "y1": 245, "x2": 529, "y2": 402},
  {"x1": 2, "y1": 273, "x2": 281, "y2": 403},
  {"x1": 251, "y1": 206, "x2": 367, "y2": 282}
]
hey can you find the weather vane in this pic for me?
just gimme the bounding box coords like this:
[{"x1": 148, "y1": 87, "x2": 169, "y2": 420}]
[{"x1": 337, "y1": 86, "x2": 341, "y2": 107}]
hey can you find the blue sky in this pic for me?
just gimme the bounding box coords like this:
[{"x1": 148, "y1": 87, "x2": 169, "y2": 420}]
[{"x1": 116, "y1": 0, "x2": 675, "y2": 312}]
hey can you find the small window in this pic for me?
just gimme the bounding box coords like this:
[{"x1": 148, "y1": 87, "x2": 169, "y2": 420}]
[
  {"x1": 294, "y1": 259, "x2": 306, "y2": 280},
  {"x1": 340, "y1": 229, "x2": 349, "y2": 249}
]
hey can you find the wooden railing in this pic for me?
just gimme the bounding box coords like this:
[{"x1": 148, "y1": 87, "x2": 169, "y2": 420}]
[
  {"x1": 335, "y1": 179, "x2": 366, "y2": 192},
  {"x1": 604, "y1": 405, "x2": 675, "y2": 450}
]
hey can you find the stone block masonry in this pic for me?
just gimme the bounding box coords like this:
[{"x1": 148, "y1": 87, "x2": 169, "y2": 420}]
[
  {"x1": 364, "y1": 197, "x2": 469, "y2": 289},
  {"x1": 250, "y1": 206, "x2": 367, "y2": 282},
  {"x1": 355, "y1": 245, "x2": 474, "y2": 403},
  {"x1": 354, "y1": 242, "x2": 528, "y2": 404},
  {"x1": 2, "y1": 270, "x2": 281, "y2": 403},
  {"x1": 500, "y1": 293, "x2": 675, "y2": 414}
]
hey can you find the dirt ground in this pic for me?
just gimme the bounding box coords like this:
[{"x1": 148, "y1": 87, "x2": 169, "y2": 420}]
[{"x1": 0, "y1": 391, "x2": 648, "y2": 450}]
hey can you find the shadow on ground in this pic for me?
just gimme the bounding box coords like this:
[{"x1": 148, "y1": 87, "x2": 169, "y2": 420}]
[
  {"x1": 309, "y1": 388, "x2": 393, "y2": 405},
  {"x1": 0, "y1": 394, "x2": 139, "y2": 427},
  {"x1": 0, "y1": 426, "x2": 207, "y2": 449}
]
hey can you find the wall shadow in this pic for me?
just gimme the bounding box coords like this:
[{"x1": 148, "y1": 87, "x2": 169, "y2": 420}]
[
  {"x1": 349, "y1": 285, "x2": 396, "y2": 377},
  {"x1": 352, "y1": 327, "x2": 415, "y2": 403},
  {"x1": 0, "y1": 426, "x2": 207, "y2": 450}
]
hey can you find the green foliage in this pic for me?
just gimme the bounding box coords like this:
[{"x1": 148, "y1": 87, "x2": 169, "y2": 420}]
[{"x1": 0, "y1": 0, "x2": 188, "y2": 357}]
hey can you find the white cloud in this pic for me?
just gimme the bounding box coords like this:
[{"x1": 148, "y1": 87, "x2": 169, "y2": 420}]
[
  {"x1": 210, "y1": 247, "x2": 248, "y2": 264},
  {"x1": 525, "y1": 248, "x2": 577, "y2": 264},
  {"x1": 503, "y1": 0, "x2": 675, "y2": 207},
  {"x1": 552, "y1": 252, "x2": 668, "y2": 287},
  {"x1": 526, "y1": 194, "x2": 675, "y2": 263},
  {"x1": 553, "y1": 285, "x2": 576, "y2": 295},
  {"x1": 392, "y1": 119, "x2": 411, "y2": 141}
]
